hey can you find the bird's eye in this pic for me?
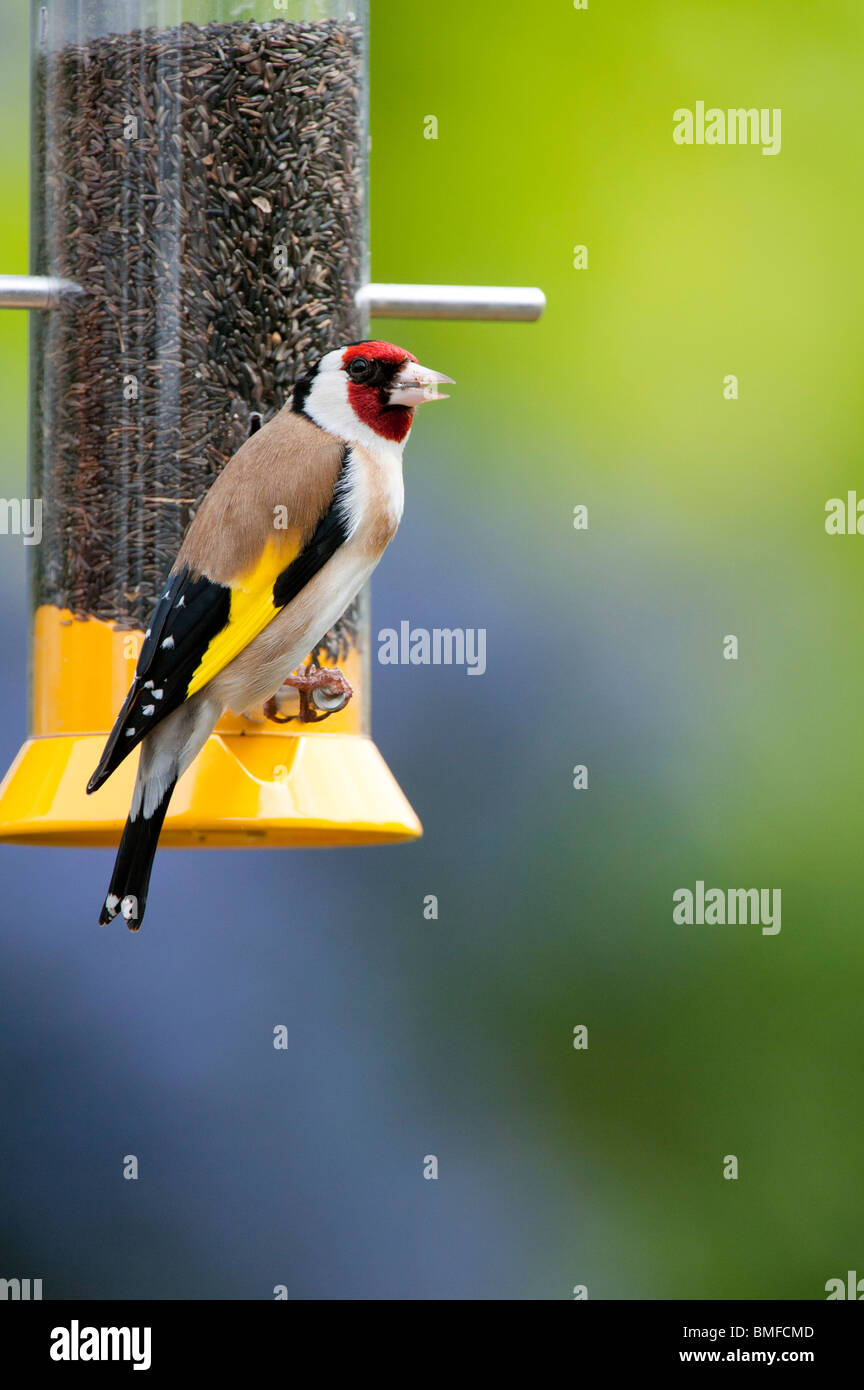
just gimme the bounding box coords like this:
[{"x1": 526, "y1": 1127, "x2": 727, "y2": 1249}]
[{"x1": 348, "y1": 357, "x2": 372, "y2": 382}]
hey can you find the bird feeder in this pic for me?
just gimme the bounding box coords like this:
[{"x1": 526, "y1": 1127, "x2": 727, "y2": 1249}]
[{"x1": 0, "y1": 0, "x2": 544, "y2": 850}]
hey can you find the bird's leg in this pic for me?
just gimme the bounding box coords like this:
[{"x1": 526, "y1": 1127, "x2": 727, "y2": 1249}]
[{"x1": 263, "y1": 661, "x2": 353, "y2": 724}]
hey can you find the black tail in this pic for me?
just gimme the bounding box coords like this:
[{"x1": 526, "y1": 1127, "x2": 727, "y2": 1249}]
[{"x1": 99, "y1": 782, "x2": 175, "y2": 931}]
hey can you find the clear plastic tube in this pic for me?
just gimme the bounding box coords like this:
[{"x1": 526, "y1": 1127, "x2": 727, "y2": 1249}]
[{"x1": 29, "y1": 0, "x2": 369, "y2": 740}]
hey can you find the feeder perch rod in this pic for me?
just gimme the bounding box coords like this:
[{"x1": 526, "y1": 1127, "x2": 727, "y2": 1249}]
[
  {"x1": 0, "y1": 276, "x2": 545, "y2": 322},
  {"x1": 358, "y1": 283, "x2": 545, "y2": 321},
  {"x1": 0, "y1": 275, "x2": 82, "y2": 309}
]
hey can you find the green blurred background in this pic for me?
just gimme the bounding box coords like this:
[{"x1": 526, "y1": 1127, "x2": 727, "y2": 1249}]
[{"x1": 1, "y1": 0, "x2": 862, "y2": 1299}]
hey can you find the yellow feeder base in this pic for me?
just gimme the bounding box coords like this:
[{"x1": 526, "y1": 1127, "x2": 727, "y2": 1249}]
[{"x1": 0, "y1": 732, "x2": 422, "y2": 849}]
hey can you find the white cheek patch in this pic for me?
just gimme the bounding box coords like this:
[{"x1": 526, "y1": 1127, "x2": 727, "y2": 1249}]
[
  {"x1": 302, "y1": 357, "x2": 410, "y2": 460},
  {"x1": 303, "y1": 365, "x2": 362, "y2": 441}
]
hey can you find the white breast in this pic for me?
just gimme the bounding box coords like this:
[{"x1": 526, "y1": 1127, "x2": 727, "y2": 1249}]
[{"x1": 338, "y1": 441, "x2": 405, "y2": 544}]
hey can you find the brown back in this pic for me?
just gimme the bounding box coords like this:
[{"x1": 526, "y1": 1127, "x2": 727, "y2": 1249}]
[{"x1": 176, "y1": 406, "x2": 344, "y2": 584}]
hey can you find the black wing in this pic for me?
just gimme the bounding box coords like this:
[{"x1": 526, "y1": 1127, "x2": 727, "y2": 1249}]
[{"x1": 87, "y1": 566, "x2": 231, "y2": 793}]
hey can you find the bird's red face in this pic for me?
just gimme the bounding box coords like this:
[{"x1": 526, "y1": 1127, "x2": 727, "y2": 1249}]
[
  {"x1": 341, "y1": 341, "x2": 453, "y2": 443},
  {"x1": 292, "y1": 340, "x2": 453, "y2": 446}
]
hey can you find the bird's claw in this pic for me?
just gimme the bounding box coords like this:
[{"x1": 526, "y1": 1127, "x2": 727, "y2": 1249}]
[{"x1": 263, "y1": 661, "x2": 353, "y2": 724}]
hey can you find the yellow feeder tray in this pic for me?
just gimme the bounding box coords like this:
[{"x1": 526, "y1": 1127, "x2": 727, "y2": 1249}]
[
  {"x1": 0, "y1": 607, "x2": 421, "y2": 849},
  {"x1": 0, "y1": 732, "x2": 422, "y2": 849}
]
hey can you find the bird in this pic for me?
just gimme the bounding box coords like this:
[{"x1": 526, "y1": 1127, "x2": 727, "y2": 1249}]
[{"x1": 87, "y1": 340, "x2": 452, "y2": 931}]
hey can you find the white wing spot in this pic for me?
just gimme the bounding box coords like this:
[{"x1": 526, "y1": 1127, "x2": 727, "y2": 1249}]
[
  {"x1": 152, "y1": 689, "x2": 163, "y2": 700},
  {"x1": 161, "y1": 636, "x2": 175, "y2": 650},
  {"x1": 125, "y1": 727, "x2": 136, "y2": 737},
  {"x1": 145, "y1": 629, "x2": 151, "y2": 639},
  {"x1": 106, "y1": 893, "x2": 119, "y2": 913},
  {"x1": 142, "y1": 704, "x2": 155, "y2": 716},
  {"x1": 144, "y1": 680, "x2": 154, "y2": 689},
  {"x1": 177, "y1": 595, "x2": 185, "y2": 607},
  {"x1": 121, "y1": 895, "x2": 139, "y2": 922}
]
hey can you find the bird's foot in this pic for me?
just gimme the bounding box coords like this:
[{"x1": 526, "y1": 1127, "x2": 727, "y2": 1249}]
[{"x1": 263, "y1": 662, "x2": 353, "y2": 724}]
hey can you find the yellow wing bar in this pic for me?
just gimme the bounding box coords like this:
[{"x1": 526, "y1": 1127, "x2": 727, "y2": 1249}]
[{"x1": 185, "y1": 533, "x2": 301, "y2": 699}]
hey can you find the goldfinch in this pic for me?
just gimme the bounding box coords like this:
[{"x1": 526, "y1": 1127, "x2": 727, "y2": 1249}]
[{"x1": 88, "y1": 340, "x2": 452, "y2": 930}]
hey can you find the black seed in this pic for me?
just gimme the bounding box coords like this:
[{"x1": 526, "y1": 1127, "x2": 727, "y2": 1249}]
[{"x1": 31, "y1": 14, "x2": 365, "y2": 661}]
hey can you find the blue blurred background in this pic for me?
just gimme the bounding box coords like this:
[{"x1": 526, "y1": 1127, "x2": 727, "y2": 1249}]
[{"x1": 2, "y1": 0, "x2": 863, "y2": 1299}]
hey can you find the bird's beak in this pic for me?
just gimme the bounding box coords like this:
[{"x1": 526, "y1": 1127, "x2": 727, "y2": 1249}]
[{"x1": 388, "y1": 360, "x2": 454, "y2": 406}]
